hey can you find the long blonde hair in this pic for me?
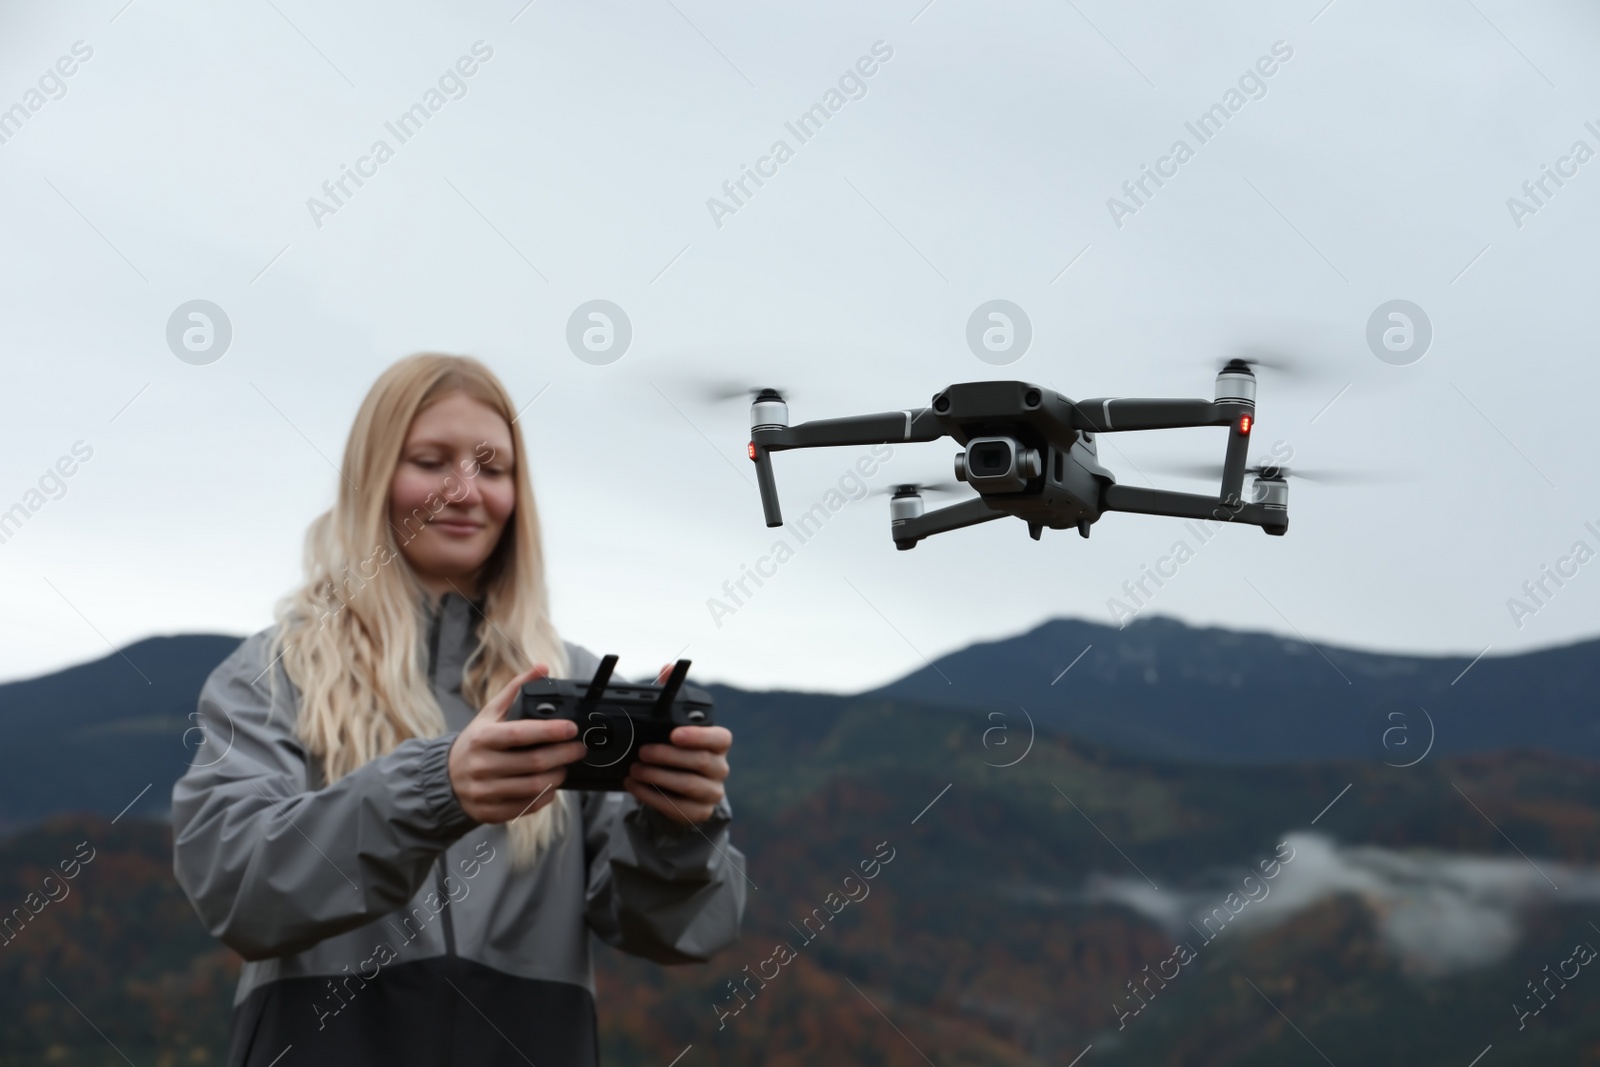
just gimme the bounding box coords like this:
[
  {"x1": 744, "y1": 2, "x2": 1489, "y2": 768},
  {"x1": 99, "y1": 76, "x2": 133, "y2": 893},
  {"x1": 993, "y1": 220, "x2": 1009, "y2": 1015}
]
[{"x1": 268, "y1": 354, "x2": 571, "y2": 869}]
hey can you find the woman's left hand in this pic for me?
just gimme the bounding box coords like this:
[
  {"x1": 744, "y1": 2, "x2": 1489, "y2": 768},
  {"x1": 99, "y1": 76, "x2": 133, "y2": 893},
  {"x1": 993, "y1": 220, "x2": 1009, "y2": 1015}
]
[{"x1": 623, "y1": 664, "x2": 733, "y2": 824}]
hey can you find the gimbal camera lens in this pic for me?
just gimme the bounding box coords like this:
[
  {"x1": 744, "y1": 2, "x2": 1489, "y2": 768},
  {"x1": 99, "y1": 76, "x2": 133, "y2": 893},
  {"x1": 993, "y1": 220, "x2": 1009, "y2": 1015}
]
[{"x1": 970, "y1": 441, "x2": 1014, "y2": 476}]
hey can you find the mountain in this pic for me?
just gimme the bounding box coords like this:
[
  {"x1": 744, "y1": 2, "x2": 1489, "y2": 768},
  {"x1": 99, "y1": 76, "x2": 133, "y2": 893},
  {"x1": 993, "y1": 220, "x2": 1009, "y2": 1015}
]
[
  {"x1": 5, "y1": 694, "x2": 1600, "y2": 1066},
  {"x1": 3, "y1": 616, "x2": 1596, "y2": 837},
  {"x1": 864, "y1": 615, "x2": 1600, "y2": 763},
  {"x1": 3, "y1": 620, "x2": 1600, "y2": 1063},
  {"x1": 0, "y1": 635, "x2": 240, "y2": 832}
]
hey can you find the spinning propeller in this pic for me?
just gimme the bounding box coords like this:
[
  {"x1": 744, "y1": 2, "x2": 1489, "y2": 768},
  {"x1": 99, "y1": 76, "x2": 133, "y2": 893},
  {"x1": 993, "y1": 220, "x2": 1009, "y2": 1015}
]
[{"x1": 1143, "y1": 459, "x2": 1388, "y2": 486}]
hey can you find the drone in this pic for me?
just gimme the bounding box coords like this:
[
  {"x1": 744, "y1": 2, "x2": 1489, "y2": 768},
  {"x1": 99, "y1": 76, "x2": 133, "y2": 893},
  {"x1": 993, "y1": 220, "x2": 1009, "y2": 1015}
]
[{"x1": 746, "y1": 360, "x2": 1290, "y2": 550}]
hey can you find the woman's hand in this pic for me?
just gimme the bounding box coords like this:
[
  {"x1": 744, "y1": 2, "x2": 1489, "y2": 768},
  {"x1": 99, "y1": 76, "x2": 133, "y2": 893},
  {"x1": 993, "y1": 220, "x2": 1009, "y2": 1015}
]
[
  {"x1": 448, "y1": 665, "x2": 586, "y2": 824},
  {"x1": 623, "y1": 664, "x2": 733, "y2": 825}
]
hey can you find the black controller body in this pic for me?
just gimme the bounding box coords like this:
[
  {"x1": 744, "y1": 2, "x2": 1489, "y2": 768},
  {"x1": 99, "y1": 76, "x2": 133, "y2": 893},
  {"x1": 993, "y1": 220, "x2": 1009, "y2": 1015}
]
[{"x1": 512, "y1": 656, "x2": 713, "y2": 791}]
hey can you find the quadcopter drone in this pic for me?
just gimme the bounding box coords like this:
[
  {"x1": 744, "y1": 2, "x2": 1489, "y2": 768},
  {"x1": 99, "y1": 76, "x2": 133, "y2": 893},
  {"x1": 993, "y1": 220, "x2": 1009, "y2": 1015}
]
[{"x1": 746, "y1": 360, "x2": 1289, "y2": 550}]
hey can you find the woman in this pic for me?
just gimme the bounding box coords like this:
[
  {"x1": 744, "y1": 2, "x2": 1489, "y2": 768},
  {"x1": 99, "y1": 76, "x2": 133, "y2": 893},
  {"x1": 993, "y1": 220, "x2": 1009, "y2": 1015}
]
[{"x1": 172, "y1": 354, "x2": 746, "y2": 1066}]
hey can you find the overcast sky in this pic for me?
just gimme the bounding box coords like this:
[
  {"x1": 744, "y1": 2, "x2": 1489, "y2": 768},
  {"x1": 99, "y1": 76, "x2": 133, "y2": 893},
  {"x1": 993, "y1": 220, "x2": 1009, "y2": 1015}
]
[{"x1": 2, "y1": 0, "x2": 1597, "y2": 693}]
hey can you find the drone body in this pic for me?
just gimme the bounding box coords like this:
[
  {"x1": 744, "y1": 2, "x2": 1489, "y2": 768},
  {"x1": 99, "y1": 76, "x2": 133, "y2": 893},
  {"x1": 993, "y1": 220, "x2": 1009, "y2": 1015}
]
[{"x1": 747, "y1": 361, "x2": 1288, "y2": 550}]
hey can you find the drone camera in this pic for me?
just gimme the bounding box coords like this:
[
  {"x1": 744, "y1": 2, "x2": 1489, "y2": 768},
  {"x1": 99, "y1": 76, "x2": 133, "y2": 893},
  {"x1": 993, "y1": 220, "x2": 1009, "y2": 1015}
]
[{"x1": 954, "y1": 436, "x2": 1041, "y2": 493}]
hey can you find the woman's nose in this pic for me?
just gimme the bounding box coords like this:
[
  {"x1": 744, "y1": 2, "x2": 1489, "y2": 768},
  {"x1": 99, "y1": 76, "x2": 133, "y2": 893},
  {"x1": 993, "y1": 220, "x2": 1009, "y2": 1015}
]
[{"x1": 448, "y1": 460, "x2": 485, "y2": 503}]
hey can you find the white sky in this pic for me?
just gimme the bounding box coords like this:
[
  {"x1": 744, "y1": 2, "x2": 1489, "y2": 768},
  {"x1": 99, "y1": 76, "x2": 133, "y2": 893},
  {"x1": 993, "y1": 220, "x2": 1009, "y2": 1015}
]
[{"x1": 2, "y1": 0, "x2": 1597, "y2": 692}]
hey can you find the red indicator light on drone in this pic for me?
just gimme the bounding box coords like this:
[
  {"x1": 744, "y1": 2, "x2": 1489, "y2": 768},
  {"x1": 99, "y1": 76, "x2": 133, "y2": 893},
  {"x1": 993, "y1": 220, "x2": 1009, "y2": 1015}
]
[
  {"x1": 747, "y1": 441, "x2": 757, "y2": 460},
  {"x1": 1238, "y1": 415, "x2": 1252, "y2": 435}
]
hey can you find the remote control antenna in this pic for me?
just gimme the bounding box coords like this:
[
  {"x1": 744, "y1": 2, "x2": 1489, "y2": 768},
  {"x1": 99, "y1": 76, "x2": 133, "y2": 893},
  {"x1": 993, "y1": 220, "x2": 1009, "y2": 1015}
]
[
  {"x1": 653, "y1": 659, "x2": 692, "y2": 715},
  {"x1": 583, "y1": 654, "x2": 619, "y2": 706}
]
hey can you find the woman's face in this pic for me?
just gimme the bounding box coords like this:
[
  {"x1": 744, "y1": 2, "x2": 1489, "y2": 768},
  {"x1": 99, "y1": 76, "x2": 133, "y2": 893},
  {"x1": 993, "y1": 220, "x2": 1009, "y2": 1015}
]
[{"x1": 389, "y1": 392, "x2": 517, "y2": 598}]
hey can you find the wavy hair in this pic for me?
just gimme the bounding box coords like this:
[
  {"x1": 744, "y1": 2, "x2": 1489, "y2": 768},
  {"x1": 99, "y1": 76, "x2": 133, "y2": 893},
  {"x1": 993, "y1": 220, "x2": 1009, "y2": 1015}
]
[{"x1": 268, "y1": 354, "x2": 571, "y2": 869}]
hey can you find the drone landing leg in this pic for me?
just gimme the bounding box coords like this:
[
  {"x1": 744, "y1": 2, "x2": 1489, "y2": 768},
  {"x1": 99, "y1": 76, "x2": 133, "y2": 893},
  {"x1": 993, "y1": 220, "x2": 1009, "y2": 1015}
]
[
  {"x1": 751, "y1": 445, "x2": 783, "y2": 527},
  {"x1": 1220, "y1": 421, "x2": 1251, "y2": 504}
]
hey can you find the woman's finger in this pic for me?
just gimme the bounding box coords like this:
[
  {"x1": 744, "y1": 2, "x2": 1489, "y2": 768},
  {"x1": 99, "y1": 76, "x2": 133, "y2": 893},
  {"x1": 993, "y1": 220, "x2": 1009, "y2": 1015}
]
[
  {"x1": 627, "y1": 763, "x2": 725, "y2": 805},
  {"x1": 481, "y1": 664, "x2": 549, "y2": 722},
  {"x1": 664, "y1": 725, "x2": 732, "y2": 753},
  {"x1": 477, "y1": 716, "x2": 578, "y2": 752},
  {"x1": 635, "y1": 742, "x2": 725, "y2": 778},
  {"x1": 464, "y1": 740, "x2": 588, "y2": 777}
]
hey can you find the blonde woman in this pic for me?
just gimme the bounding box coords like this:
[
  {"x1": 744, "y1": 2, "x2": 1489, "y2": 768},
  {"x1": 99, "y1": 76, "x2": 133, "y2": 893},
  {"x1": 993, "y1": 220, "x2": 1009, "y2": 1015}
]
[{"x1": 172, "y1": 354, "x2": 745, "y2": 1066}]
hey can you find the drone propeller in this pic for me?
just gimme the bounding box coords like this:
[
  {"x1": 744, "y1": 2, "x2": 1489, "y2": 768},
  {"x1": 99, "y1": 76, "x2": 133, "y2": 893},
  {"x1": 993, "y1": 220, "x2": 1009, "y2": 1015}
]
[
  {"x1": 685, "y1": 381, "x2": 791, "y2": 404},
  {"x1": 1215, "y1": 347, "x2": 1323, "y2": 384},
  {"x1": 1143, "y1": 459, "x2": 1393, "y2": 486},
  {"x1": 870, "y1": 480, "x2": 963, "y2": 498},
  {"x1": 1245, "y1": 463, "x2": 1350, "y2": 485}
]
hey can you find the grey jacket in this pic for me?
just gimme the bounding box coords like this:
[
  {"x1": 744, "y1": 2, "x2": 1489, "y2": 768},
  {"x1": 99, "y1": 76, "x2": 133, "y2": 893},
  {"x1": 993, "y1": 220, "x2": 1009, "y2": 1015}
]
[{"x1": 171, "y1": 591, "x2": 746, "y2": 1066}]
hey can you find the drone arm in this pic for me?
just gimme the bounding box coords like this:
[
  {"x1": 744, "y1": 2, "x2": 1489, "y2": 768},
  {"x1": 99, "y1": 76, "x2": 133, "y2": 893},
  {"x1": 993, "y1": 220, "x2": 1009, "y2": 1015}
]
[
  {"x1": 1071, "y1": 398, "x2": 1241, "y2": 432},
  {"x1": 1102, "y1": 485, "x2": 1233, "y2": 521},
  {"x1": 892, "y1": 495, "x2": 1007, "y2": 550},
  {"x1": 749, "y1": 408, "x2": 944, "y2": 529},
  {"x1": 1101, "y1": 484, "x2": 1282, "y2": 530},
  {"x1": 755, "y1": 408, "x2": 942, "y2": 451}
]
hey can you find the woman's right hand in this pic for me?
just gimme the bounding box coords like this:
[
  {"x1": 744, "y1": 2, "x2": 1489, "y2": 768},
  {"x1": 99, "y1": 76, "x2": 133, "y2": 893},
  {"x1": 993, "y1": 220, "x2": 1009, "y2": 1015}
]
[{"x1": 447, "y1": 665, "x2": 586, "y2": 824}]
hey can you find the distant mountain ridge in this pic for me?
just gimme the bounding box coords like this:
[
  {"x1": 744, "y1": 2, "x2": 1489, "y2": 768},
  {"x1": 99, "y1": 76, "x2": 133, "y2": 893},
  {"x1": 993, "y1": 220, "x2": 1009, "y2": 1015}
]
[
  {"x1": 1, "y1": 617, "x2": 1596, "y2": 830},
  {"x1": 0, "y1": 634, "x2": 240, "y2": 831},
  {"x1": 863, "y1": 615, "x2": 1600, "y2": 764}
]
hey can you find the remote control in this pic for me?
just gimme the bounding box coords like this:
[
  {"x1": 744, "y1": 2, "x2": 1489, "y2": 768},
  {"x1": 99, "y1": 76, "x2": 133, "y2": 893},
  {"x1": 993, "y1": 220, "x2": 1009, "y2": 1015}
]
[{"x1": 512, "y1": 655, "x2": 714, "y2": 791}]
